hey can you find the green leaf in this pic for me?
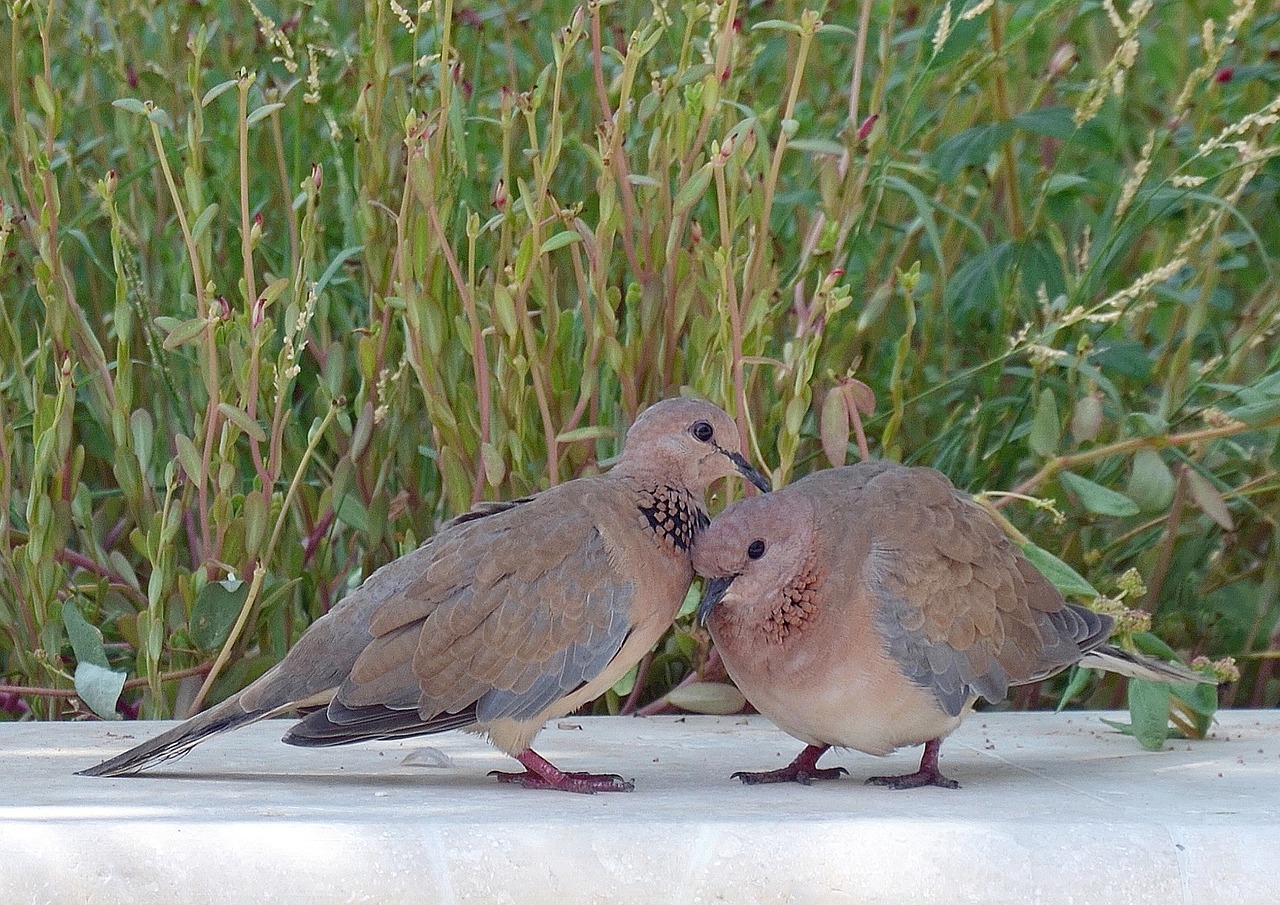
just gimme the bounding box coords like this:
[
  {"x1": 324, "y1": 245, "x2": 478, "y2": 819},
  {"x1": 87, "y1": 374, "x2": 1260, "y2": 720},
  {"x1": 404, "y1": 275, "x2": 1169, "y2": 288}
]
[
  {"x1": 1059, "y1": 471, "x2": 1140, "y2": 517},
  {"x1": 555, "y1": 425, "x2": 614, "y2": 443},
  {"x1": 63, "y1": 600, "x2": 110, "y2": 669},
  {"x1": 1043, "y1": 174, "x2": 1091, "y2": 196},
  {"x1": 752, "y1": 19, "x2": 803, "y2": 34},
  {"x1": 676, "y1": 583, "x2": 700, "y2": 619},
  {"x1": 34, "y1": 75, "x2": 56, "y2": 119},
  {"x1": 245, "y1": 102, "x2": 285, "y2": 127},
  {"x1": 480, "y1": 442, "x2": 506, "y2": 488},
  {"x1": 1028, "y1": 388, "x2": 1060, "y2": 457},
  {"x1": 146, "y1": 106, "x2": 174, "y2": 130},
  {"x1": 787, "y1": 138, "x2": 847, "y2": 156},
  {"x1": 174, "y1": 432, "x2": 203, "y2": 481},
  {"x1": 190, "y1": 577, "x2": 249, "y2": 650},
  {"x1": 932, "y1": 122, "x2": 1013, "y2": 183},
  {"x1": 63, "y1": 601, "x2": 125, "y2": 719},
  {"x1": 1172, "y1": 680, "x2": 1218, "y2": 718},
  {"x1": 200, "y1": 79, "x2": 238, "y2": 107},
  {"x1": 943, "y1": 240, "x2": 1011, "y2": 325},
  {"x1": 314, "y1": 245, "x2": 364, "y2": 299},
  {"x1": 335, "y1": 491, "x2": 371, "y2": 535},
  {"x1": 1225, "y1": 397, "x2": 1280, "y2": 426},
  {"x1": 1019, "y1": 542, "x2": 1099, "y2": 597},
  {"x1": 191, "y1": 203, "x2": 220, "y2": 243},
  {"x1": 1055, "y1": 665, "x2": 1093, "y2": 712},
  {"x1": 672, "y1": 163, "x2": 713, "y2": 216},
  {"x1": 160, "y1": 316, "x2": 209, "y2": 350},
  {"x1": 112, "y1": 97, "x2": 148, "y2": 116},
  {"x1": 1132, "y1": 631, "x2": 1181, "y2": 662},
  {"x1": 1126, "y1": 448, "x2": 1175, "y2": 512},
  {"x1": 217, "y1": 403, "x2": 267, "y2": 443},
  {"x1": 1127, "y1": 679, "x2": 1172, "y2": 751},
  {"x1": 74, "y1": 662, "x2": 126, "y2": 720},
  {"x1": 539, "y1": 231, "x2": 581, "y2": 255},
  {"x1": 611, "y1": 663, "x2": 639, "y2": 698},
  {"x1": 676, "y1": 63, "x2": 715, "y2": 87}
]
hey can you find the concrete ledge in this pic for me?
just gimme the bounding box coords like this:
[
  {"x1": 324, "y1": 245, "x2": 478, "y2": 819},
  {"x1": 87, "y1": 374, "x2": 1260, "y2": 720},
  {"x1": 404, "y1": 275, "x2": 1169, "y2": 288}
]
[{"x1": 2, "y1": 711, "x2": 1277, "y2": 904}]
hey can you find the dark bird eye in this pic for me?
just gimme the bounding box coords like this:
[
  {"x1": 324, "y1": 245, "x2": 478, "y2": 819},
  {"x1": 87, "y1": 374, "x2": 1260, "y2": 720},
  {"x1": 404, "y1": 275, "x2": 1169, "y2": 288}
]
[
  {"x1": 747, "y1": 539, "x2": 766, "y2": 560},
  {"x1": 691, "y1": 420, "x2": 714, "y2": 443}
]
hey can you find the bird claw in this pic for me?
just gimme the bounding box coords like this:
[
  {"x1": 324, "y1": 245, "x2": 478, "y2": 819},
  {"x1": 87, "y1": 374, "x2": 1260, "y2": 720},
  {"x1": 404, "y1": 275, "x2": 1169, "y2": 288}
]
[
  {"x1": 489, "y1": 768, "x2": 635, "y2": 794},
  {"x1": 864, "y1": 770, "x2": 959, "y2": 790},
  {"x1": 731, "y1": 765, "x2": 848, "y2": 786}
]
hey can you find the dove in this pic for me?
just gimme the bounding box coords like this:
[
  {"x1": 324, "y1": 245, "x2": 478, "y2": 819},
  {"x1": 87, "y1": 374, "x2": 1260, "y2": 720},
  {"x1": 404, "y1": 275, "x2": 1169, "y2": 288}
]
[
  {"x1": 692, "y1": 461, "x2": 1209, "y2": 789},
  {"x1": 79, "y1": 397, "x2": 769, "y2": 793}
]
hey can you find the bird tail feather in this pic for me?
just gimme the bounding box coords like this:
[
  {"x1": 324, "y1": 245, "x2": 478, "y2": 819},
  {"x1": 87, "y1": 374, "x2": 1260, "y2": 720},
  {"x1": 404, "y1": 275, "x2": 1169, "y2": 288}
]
[
  {"x1": 1079, "y1": 644, "x2": 1212, "y2": 685},
  {"x1": 75, "y1": 694, "x2": 271, "y2": 777}
]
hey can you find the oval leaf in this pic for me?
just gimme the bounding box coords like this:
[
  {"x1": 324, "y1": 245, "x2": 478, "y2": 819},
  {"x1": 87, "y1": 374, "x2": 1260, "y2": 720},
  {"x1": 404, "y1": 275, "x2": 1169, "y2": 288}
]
[
  {"x1": 539, "y1": 231, "x2": 581, "y2": 255},
  {"x1": 74, "y1": 662, "x2": 126, "y2": 720},
  {"x1": 200, "y1": 79, "x2": 238, "y2": 108},
  {"x1": 819, "y1": 387, "x2": 850, "y2": 467},
  {"x1": 1059, "y1": 471, "x2": 1139, "y2": 517},
  {"x1": 1028, "y1": 388, "x2": 1060, "y2": 458},
  {"x1": 1126, "y1": 448, "x2": 1175, "y2": 512},
  {"x1": 1019, "y1": 542, "x2": 1099, "y2": 597},
  {"x1": 161, "y1": 316, "x2": 209, "y2": 351},
  {"x1": 672, "y1": 163, "x2": 713, "y2": 216},
  {"x1": 555, "y1": 426, "x2": 614, "y2": 444},
  {"x1": 1070, "y1": 392, "x2": 1103, "y2": 443},
  {"x1": 666, "y1": 681, "x2": 746, "y2": 716},
  {"x1": 1185, "y1": 469, "x2": 1234, "y2": 530},
  {"x1": 190, "y1": 578, "x2": 249, "y2": 650},
  {"x1": 218, "y1": 403, "x2": 267, "y2": 443},
  {"x1": 245, "y1": 102, "x2": 285, "y2": 127},
  {"x1": 1127, "y1": 679, "x2": 1172, "y2": 751},
  {"x1": 63, "y1": 600, "x2": 110, "y2": 669}
]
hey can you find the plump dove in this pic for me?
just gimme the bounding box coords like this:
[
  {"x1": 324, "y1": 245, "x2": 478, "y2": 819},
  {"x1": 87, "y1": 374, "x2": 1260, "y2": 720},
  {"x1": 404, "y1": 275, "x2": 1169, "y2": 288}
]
[
  {"x1": 79, "y1": 397, "x2": 769, "y2": 792},
  {"x1": 693, "y1": 461, "x2": 1209, "y2": 789}
]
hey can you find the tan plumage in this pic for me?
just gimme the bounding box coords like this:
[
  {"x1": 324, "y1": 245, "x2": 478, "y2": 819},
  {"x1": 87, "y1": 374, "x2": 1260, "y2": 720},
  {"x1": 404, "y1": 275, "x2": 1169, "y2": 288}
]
[
  {"x1": 79, "y1": 397, "x2": 769, "y2": 793},
  {"x1": 693, "y1": 461, "x2": 1209, "y2": 789}
]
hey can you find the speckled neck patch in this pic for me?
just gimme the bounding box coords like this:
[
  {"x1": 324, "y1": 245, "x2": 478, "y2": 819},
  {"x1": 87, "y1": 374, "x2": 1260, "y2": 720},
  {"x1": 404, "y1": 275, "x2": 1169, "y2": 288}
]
[
  {"x1": 763, "y1": 556, "x2": 820, "y2": 644},
  {"x1": 636, "y1": 485, "x2": 708, "y2": 551}
]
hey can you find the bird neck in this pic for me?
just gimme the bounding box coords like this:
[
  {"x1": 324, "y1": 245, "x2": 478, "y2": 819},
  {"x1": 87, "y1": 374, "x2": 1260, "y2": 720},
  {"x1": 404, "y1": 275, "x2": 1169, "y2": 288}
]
[{"x1": 625, "y1": 479, "x2": 709, "y2": 553}]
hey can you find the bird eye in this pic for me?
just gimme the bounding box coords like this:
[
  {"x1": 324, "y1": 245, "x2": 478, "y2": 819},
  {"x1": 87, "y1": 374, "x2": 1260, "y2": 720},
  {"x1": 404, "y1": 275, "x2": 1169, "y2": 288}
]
[
  {"x1": 690, "y1": 420, "x2": 714, "y2": 443},
  {"x1": 747, "y1": 539, "x2": 766, "y2": 560}
]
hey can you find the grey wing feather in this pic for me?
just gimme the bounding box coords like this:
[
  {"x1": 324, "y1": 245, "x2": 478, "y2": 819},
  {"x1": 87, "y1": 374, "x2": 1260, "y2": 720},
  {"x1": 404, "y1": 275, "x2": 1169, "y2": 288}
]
[
  {"x1": 874, "y1": 582, "x2": 1011, "y2": 717},
  {"x1": 473, "y1": 582, "x2": 634, "y2": 723}
]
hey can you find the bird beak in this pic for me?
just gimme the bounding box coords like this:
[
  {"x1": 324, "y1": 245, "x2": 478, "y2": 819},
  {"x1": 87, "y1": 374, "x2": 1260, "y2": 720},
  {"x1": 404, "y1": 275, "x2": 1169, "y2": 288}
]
[
  {"x1": 697, "y1": 574, "x2": 737, "y2": 626},
  {"x1": 724, "y1": 451, "x2": 771, "y2": 493}
]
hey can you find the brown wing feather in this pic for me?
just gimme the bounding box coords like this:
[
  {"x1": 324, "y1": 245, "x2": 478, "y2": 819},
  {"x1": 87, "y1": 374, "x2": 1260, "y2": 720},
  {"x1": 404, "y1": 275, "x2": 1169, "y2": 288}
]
[
  {"x1": 331, "y1": 477, "x2": 637, "y2": 729},
  {"x1": 816, "y1": 464, "x2": 1111, "y2": 716}
]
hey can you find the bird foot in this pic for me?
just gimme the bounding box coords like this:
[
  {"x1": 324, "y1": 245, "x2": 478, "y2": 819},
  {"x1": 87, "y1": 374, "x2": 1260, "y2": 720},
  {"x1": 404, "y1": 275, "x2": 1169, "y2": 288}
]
[
  {"x1": 489, "y1": 768, "x2": 635, "y2": 793},
  {"x1": 864, "y1": 738, "x2": 958, "y2": 789},
  {"x1": 732, "y1": 764, "x2": 848, "y2": 786},
  {"x1": 864, "y1": 768, "x2": 959, "y2": 790},
  {"x1": 732, "y1": 745, "x2": 844, "y2": 786},
  {"x1": 491, "y1": 748, "x2": 635, "y2": 793}
]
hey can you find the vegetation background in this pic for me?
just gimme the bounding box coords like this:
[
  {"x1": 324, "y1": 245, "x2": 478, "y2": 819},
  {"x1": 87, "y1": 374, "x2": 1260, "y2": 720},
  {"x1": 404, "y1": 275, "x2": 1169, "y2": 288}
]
[{"x1": 0, "y1": 0, "x2": 1276, "y2": 748}]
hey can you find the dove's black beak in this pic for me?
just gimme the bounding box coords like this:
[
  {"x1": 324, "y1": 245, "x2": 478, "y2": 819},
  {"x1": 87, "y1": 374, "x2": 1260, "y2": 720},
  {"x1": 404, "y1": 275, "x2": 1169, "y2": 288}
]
[
  {"x1": 726, "y1": 451, "x2": 771, "y2": 493},
  {"x1": 697, "y1": 574, "x2": 738, "y2": 626}
]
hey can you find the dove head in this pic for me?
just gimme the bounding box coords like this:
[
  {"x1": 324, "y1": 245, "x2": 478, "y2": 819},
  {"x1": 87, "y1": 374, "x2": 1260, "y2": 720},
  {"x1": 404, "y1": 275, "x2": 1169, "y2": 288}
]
[
  {"x1": 692, "y1": 489, "x2": 817, "y2": 628},
  {"x1": 617, "y1": 398, "x2": 771, "y2": 495}
]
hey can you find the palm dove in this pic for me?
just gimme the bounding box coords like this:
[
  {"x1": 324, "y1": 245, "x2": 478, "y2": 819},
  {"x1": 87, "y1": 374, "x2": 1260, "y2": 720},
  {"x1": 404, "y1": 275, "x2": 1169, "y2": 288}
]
[
  {"x1": 79, "y1": 397, "x2": 769, "y2": 793},
  {"x1": 692, "y1": 461, "x2": 1209, "y2": 789}
]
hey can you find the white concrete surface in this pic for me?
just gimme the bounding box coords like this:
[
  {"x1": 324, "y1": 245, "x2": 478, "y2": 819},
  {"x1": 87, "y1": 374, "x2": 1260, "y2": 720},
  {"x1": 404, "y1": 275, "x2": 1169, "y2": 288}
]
[{"x1": 1, "y1": 711, "x2": 1277, "y2": 905}]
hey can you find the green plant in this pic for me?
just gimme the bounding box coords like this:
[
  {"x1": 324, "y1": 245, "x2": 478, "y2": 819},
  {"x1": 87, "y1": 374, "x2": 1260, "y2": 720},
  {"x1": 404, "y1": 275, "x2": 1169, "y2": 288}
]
[{"x1": 0, "y1": 0, "x2": 1275, "y2": 747}]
